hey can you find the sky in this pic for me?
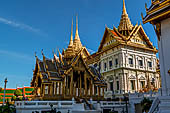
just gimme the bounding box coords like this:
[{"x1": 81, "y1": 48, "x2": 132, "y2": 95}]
[{"x1": 0, "y1": 0, "x2": 157, "y2": 88}]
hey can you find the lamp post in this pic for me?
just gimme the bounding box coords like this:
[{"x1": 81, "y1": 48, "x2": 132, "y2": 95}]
[{"x1": 3, "y1": 78, "x2": 8, "y2": 106}]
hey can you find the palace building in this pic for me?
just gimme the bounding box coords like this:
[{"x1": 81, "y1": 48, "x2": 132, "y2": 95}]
[
  {"x1": 87, "y1": 0, "x2": 161, "y2": 94},
  {"x1": 31, "y1": 18, "x2": 107, "y2": 101}
]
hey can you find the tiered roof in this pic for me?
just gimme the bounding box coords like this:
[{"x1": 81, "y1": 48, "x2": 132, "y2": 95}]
[
  {"x1": 31, "y1": 17, "x2": 106, "y2": 86},
  {"x1": 98, "y1": 0, "x2": 157, "y2": 53}
]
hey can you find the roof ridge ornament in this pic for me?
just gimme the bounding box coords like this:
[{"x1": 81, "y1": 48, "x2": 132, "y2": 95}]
[{"x1": 41, "y1": 49, "x2": 44, "y2": 56}]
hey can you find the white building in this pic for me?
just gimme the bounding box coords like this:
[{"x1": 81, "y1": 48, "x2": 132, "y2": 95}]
[{"x1": 87, "y1": 0, "x2": 161, "y2": 95}]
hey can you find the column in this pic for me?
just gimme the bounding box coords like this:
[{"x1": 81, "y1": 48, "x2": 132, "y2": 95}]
[
  {"x1": 80, "y1": 72, "x2": 82, "y2": 97},
  {"x1": 70, "y1": 72, "x2": 73, "y2": 96},
  {"x1": 84, "y1": 72, "x2": 87, "y2": 97},
  {"x1": 59, "y1": 82, "x2": 61, "y2": 95}
]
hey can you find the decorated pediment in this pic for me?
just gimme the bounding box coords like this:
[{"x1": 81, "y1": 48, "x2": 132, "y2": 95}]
[
  {"x1": 98, "y1": 27, "x2": 118, "y2": 52},
  {"x1": 131, "y1": 32, "x2": 148, "y2": 46},
  {"x1": 139, "y1": 76, "x2": 146, "y2": 80},
  {"x1": 129, "y1": 25, "x2": 154, "y2": 49},
  {"x1": 129, "y1": 75, "x2": 136, "y2": 79}
]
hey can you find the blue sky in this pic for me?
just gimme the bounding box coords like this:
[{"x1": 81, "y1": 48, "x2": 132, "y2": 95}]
[{"x1": 0, "y1": 0, "x2": 157, "y2": 88}]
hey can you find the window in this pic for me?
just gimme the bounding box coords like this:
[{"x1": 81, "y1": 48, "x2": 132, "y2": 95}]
[
  {"x1": 109, "y1": 60, "x2": 112, "y2": 69},
  {"x1": 129, "y1": 58, "x2": 133, "y2": 67},
  {"x1": 148, "y1": 61, "x2": 152, "y2": 68},
  {"x1": 116, "y1": 81, "x2": 119, "y2": 90},
  {"x1": 110, "y1": 82, "x2": 113, "y2": 91},
  {"x1": 138, "y1": 60, "x2": 143, "y2": 67},
  {"x1": 140, "y1": 81, "x2": 145, "y2": 88},
  {"x1": 115, "y1": 59, "x2": 118, "y2": 66},
  {"x1": 130, "y1": 80, "x2": 135, "y2": 90},
  {"x1": 104, "y1": 62, "x2": 107, "y2": 71},
  {"x1": 45, "y1": 86, "x2": 48, "y2": 94}
]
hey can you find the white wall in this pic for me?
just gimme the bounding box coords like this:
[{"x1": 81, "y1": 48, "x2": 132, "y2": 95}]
[{"x1": 159, "y1": 18, "x2": 170, "y2": 96}]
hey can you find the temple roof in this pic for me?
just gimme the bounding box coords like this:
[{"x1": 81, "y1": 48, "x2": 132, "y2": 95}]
[
  {"x1": 142, "y1": 0, "x2": 170, "y2": 24},
  {"x1": 97, "y1": 0, "x2": 157, "y2": 53},
  {"x1": 33, "y1": 47, "x2": 105, "y2": 84}
]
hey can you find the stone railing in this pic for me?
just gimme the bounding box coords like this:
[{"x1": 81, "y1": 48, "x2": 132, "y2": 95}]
[
  {"x1": 100, "y1": 101, "x2": 126, "y2": 108},
  {"x1": 148, "y1": 97, "x2": 160, "y2": 113},
  {"x1": 15, "y1": 100, "x2": 75, "y2": 109}
]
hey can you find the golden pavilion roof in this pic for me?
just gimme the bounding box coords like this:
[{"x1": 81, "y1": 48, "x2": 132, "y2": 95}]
[{"x1": 97, "y1": 0, "x2": 157, "y2": 53}]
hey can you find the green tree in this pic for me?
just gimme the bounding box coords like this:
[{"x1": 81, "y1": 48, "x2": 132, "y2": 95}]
[
  {"x1": 11, "y1": 96, "x2": 16, "y2": 101},
  {"x1": 0, "y1": 101, "x2": 16, "y2": 113},
  {"x1": 141, "y1": 97, "x2": 153, "y2": 113},
  {"x1": 14, "y1": 89, "x2": 22, "y2": 97}
]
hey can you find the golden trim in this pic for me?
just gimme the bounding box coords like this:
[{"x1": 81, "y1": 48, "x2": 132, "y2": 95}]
[
  {"x1": 148, "y1": 1, "x2": 170, "y2": 15},
  {"x1": 143, "y1": 10, "x2": 170, "y2": 24}
]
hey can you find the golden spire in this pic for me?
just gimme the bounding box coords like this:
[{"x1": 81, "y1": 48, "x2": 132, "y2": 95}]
[
  {"x1": 123, "y1": 0, "x2": 127, "y2": 14},
  {"x1": 74, "y1": 15, "x2": 80, "y2": 41},
  {"x1": 118, "y1": 0, "x2": 133, "y2": 34},
  {"x1": 69, "y1": 18, "x2": 73, "y2": 46},
  {"x1": 73, "y1": 15, "x2": 82, "y2": 50}
]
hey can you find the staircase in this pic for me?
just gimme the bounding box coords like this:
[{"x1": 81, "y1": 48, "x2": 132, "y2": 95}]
[{"x1": 84, "y1": 98, "x2": 95, "y2": 110}]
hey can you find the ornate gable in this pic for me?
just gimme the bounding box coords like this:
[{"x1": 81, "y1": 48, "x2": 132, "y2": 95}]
[
  {"x1": 129, "y1": 25, "x2": 154, "y2": 49},
  {"x1": 98, "y1": 27, "x2": 119, "y2": 52}
]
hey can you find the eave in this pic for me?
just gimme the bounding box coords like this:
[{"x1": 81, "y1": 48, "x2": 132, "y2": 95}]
[{"x1": 143, "y1": 1, "x2": 170, "y2": 24}]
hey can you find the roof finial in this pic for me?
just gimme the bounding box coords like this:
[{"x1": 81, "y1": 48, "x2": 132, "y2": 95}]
[
  {"x1": 123, "y1": 0, "x2": 127, "y2": 14},
  {"x1": 34, "y1": 51, "x2": 37, "y2": 58},
  {"x1": 41, "y1": 49, "x2": 44, "y2": 56},
  {"x1": 52, "y1": 49, "x2": 54, "y2": 55},
  {"x1": 58, "y1": 49, "x2": 63, "y2": 64},
  {"x1": 69, "y1": 18, "x2": 73, "y2": 46}
]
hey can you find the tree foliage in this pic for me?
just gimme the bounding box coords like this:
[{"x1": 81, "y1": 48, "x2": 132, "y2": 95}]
[
  {"x1": 14, "y1": 89, "x2": 22, "y2": 97},
  {"x1": 0, "y1": 101, "x2": 16, "y2": 113}
]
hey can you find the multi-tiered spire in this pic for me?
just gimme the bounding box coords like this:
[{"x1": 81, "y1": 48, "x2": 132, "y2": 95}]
[
  {"x1": 73, "y1": 16, "x2": 82, "y2": 51},
  {"x1": 118, "y1": 0, "x2": 133, "y2": 35},
  {"x1": 68, "y1": 19, "x2": 73, "y2": 47},
  {"x1": 64, "y1": 16, "x2": 83, "y2": 58}
]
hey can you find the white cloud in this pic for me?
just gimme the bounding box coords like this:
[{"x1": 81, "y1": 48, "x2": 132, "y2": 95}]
[{"x1": 0, "y1": 17, "x2": 48, "y2": 37}]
